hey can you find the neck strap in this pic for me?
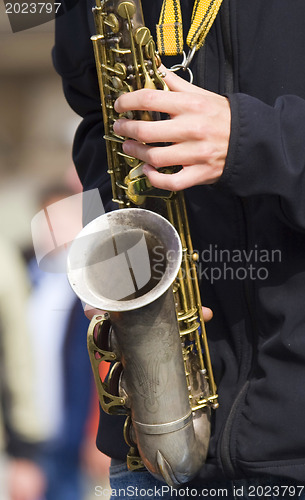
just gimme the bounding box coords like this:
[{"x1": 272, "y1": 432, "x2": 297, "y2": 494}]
[{"x1": 156, "y1": 0, "x2": 224, "y2": 56}]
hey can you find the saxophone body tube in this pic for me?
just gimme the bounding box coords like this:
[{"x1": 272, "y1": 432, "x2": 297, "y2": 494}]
[{"x1": 67, "y1": 208, "x2": 210, "y2": 486}]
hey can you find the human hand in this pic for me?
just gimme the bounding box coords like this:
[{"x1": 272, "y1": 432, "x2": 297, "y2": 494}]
[
  {"x1": 113, "y1": 65, "x2": 231, "y2": 191},
  {"x1": 84, "y1": 304, "x2": 106, "y2": 321},
  {"x1": 80, "y1": 436, "x2": 110, "y2": 479},
  {"x1": 8, "y1": 459, "x2": 46, "y2": 500},
  {"x1": 202, "y1": 306, "x2": 213, "y2": 322}
]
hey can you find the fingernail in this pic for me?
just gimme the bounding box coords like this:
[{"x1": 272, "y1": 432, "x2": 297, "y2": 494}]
[
  {"x1": 142, "y1": 164, "x2": 150, "y2": 175},
  {"x1": 113, "y1": 120, "x2": 120, "y2": 132},
  {"x1": 122, "y1": 141, "x2": 131, "y2": 153}
]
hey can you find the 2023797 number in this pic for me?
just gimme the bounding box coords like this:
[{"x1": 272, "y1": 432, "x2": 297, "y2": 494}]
[
  {"x1": 5, "y1": 3, "x2": 61, "y2": 14},
  {"x1": 248, "y1": 485, "x2": 305, "y2": 497}
]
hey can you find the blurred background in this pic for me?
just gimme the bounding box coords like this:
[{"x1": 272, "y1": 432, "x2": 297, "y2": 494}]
[
  {"x1": 0, "y1": 1, "x2": 79, "y2": 248},
  {"x1": 0, "y1": 2, "x2": 110, "y2": 499}
]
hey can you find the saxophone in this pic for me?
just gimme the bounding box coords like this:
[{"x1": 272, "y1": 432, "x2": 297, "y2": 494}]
[{"x1": 67, "y1": 0, "x2": 218, "y2": 487}]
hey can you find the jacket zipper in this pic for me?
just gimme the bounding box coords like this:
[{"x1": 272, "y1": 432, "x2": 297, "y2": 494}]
[{"x1": 219, "y1": 197, "x2": 260, "y2": 477}]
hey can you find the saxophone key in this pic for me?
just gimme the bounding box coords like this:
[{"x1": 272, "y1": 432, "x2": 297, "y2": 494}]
[
  {"x1": 104, "y1": 13, "x2": 120, "y2": 33},
  {"x1": 117, "y1": 1, "x2": 136, "y2": 19}
]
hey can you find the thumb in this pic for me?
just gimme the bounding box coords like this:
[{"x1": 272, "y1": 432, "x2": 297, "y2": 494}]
[
  {"x1": 84, "y1": 304, "x2": 106, "y2": 320},
  {"x1": 202, "y1": 306, "x2": 213, "y2": 322}
]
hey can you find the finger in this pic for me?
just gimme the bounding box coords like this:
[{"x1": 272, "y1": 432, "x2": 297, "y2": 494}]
[
  {"x1": 160, "y1": 64, "x2": 207, "y2": 95},
  {"x1": 123, "y1": 139, "x2": 213, "y2": 169},
  {"x1": 162, "y1": 67, "x2": 229, "y2": 111},
  {"x1": 202, "y1": 306, "x2": 213, "y2": 322},
  {"x1": 84, "y1": 304, "x2": 106, "y2": 320},
  {"x1": 113, "y1": 117, "x2": 191, "y2": 143},
  {"x1": 142, "y1": 163, "x2": 215, "y2": 191},
  {"x1": 115, "y1": 87, "x2": 199, "y2": 115}
]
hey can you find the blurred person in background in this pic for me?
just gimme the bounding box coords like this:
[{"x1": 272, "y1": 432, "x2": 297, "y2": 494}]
[
  {"x1": 0, "y1": 235, "x2": 47, "y2": 500},
  {"x1": 27, "y1": 182, "x2": 110, "y2": 500}
]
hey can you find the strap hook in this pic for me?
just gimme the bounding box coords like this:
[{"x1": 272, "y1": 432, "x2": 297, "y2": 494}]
[{"x1": 169, "y1": 45, "x2": 197, "y2": 84}]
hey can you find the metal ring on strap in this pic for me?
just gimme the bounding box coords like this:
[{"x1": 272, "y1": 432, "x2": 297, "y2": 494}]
[{"x1": 169, "y1": 47, "x2": 197, "y2": 84}]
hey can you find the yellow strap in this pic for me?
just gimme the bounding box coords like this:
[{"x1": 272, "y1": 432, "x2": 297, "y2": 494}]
[
  {"x1": 156, "y1": 0, "x2": 183, "y2": 56},
  {"x1": 156, "y1": 0, "x2": 223, "y2": 56},
  {"x1": 187, "y1": 0, "x2": 223, "y2": 50}
]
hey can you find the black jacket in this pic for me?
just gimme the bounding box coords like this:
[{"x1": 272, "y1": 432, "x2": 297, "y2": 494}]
[{"x1": 53, "y1": 0, "x2": 305, "y2": 483}]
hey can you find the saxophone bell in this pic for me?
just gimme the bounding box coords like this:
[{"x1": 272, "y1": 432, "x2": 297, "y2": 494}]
[{"x1": 67, "y1": 208, "x2": 182, "y2": 311}]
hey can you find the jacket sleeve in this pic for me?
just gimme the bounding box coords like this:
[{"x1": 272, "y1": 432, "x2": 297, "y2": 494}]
[
  {"x1": 52, "y1": 1, "x2": 115, "y2": 222},
  {"x1": 218, "y1": 92, "x2": 305, "y2": 231}
]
